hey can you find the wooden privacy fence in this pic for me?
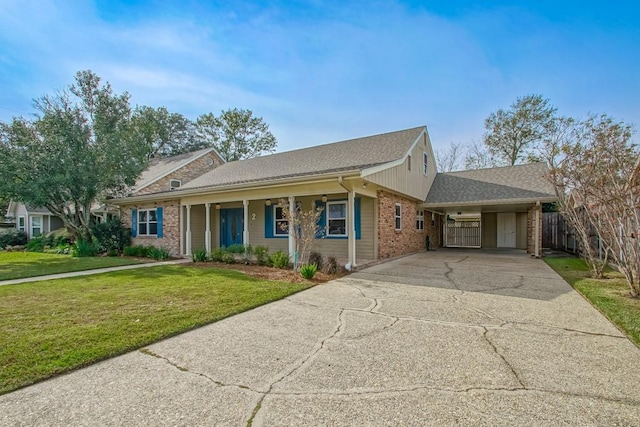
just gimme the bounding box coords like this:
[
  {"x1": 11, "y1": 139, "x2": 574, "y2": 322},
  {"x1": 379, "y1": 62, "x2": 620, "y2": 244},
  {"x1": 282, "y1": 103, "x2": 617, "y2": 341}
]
[{"x1": 542, "y1": 212, "x2": 580, "y2": 253}]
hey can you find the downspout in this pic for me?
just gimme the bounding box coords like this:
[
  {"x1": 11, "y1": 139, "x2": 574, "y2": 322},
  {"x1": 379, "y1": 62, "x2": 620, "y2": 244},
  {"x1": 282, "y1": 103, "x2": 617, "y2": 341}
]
[
  {"x1": 338, "y1": 177, "x2": 356, "y2": 269},
  {"x1": 535, "y1": 201, "x2": 541, "y2": 258}
]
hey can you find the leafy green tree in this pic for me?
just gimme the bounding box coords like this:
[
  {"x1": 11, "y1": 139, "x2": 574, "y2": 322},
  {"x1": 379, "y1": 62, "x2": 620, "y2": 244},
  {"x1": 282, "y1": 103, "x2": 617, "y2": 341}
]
[
  {"x1": 484, "y1": 94, "x2": 557, "y2": 165},
  {"x1": 0, "y1": 197, "x2": 7, "y2": 221},
  {"x1": 131, "y1": 106, "x2": 203, "y2": 158},
  {"x1": 196, "y1": 108, "x2": 277, "y2": 162},
  {"x1": 0, "y1": 70, "x2": 148, "y2": 240}
]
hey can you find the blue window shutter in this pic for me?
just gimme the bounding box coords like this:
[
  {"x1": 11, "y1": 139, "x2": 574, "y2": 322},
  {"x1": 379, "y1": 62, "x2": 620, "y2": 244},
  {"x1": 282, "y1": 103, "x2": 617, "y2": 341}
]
[
  {"x1": 131, "y1": 209, "x2": 137, "y2": 237},
  {"x1": 315, "y1": 200, "x2": 326, "y2": 238},
  {"x1": 265, "y1": 205, "x2": 273, "y2": 238},
  {"x1": 156, "y1": 207, "x2": 163, "y2": 238},
  {"x1": 355, "y1": 198, "x2": 361, "y2": 240}
]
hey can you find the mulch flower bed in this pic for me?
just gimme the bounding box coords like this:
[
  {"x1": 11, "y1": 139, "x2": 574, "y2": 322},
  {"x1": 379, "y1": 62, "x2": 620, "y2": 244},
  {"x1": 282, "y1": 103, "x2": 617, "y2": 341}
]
[{"x1": 186, "y1": 261, "x2": 344, "y2": 284}]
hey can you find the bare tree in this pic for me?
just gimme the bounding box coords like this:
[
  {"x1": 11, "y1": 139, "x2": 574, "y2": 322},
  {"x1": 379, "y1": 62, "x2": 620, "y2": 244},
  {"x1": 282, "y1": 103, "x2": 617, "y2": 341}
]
[
  {"x1": 550, "y1": 114, "x2": 640, "y2": 296},
  {"x1": 435, "y1": 142, "x2": 464, "y2": 172},
  {"x1": 279, "y1": 199, "x2": 324, "y2": 270},
  {"x1": 464, "y1": 140, "x2": 497, "y2": 170}
]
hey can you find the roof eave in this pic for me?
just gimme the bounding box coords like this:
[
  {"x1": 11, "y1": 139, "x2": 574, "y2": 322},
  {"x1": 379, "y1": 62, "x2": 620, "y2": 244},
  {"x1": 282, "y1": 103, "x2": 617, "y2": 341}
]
[
  {"x1": 113, "y1": 169, "x2": 363, "y2": 204},
  {"x1": 134, "y1": 147, "x2": 222, "y2": 193},
  {"x1": 361, "y1": 127, "x2": 428, "y2": 177},
  {"x1": 421, "y1": 196, "x2": 557, "y2": 208}
]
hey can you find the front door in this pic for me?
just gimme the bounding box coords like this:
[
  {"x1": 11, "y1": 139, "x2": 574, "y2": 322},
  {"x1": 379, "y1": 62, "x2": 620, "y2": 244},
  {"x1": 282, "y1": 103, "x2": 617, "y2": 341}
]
[
  {"x1": 497, "y1": 213, "x2": 516, "y2": 248},
  {"x1": 220, "y1": 208, "x2": 244, "y2": 247}
]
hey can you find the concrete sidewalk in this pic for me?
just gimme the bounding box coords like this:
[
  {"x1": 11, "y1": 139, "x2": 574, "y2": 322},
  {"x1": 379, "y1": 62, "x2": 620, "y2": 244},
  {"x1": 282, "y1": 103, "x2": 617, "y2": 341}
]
[
  {"x1": 1, "y1": 250, "x2": 639, "y2": 425},
  {"x1": 0, "y1": 258, "x2": 190, "y2": 286}
]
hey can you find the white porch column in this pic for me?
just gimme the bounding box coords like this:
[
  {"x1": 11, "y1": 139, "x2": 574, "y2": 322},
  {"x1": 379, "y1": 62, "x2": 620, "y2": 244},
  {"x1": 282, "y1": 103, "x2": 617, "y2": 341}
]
[
  {"x1": 243, "y1": 199, "x2": 249, "y2": 245},
  {"x1": 348, "y1": 190, "x2": 356, "y2": 268},
  {"x1": 205, "y1": 203, "x2": 211, "y2": 254},
  {"x1": 186, "y1": 204, "x2": 192, "y2": 256},
  {"x1": 288, "y1": 196, "x2": 296, "y2": 262},
  {"x1": 179, "y1": 205, "x2": 184, "y2": 256}
]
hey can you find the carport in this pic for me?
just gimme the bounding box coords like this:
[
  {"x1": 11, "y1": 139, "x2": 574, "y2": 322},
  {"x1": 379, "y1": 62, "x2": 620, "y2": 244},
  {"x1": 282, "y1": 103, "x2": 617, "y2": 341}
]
[{"x1": 422, "y1": 163, "x2": 556, "y2": 255}]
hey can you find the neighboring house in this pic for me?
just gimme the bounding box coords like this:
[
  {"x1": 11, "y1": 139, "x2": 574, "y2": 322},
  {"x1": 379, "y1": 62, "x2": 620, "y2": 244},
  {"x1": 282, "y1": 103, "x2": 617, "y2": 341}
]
[
  {"x1": 113, "y1": 126, "x2": 556, "y2": 266},
  {"x1": 4, "y1": 201, "x2": 64, "y2": 240},
  {"x1": 4, "y1": 147, "x2": 224, "y2": 241},
  {"x1": 423, "y1": 163, "x2": 556, "y2": 256}
]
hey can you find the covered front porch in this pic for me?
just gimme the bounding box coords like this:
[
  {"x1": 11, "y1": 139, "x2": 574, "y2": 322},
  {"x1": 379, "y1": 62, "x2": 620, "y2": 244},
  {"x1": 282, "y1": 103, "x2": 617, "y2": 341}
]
[{"x1": 178, "y1": 178, "x2": 378, "y2": 267}]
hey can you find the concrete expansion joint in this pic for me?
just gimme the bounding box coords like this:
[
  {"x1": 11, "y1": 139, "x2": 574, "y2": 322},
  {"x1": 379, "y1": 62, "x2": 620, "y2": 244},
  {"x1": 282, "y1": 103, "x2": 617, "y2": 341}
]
[
  {"x1": 246, "y1": 309, "x2": 347, "y2": 426},
  {"x1": 481, "y1": 327, "x2": 526, "y2": 389},
  {"x1": 138, "y1": 348, "x2": 258, "y2": 393}
]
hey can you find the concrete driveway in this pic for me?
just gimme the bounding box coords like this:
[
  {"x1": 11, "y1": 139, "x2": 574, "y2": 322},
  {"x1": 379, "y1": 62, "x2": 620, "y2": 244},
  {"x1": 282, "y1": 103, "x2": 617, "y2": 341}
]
[{"x1": 2, "y1": 249, "x2": 640, "y2": 426}]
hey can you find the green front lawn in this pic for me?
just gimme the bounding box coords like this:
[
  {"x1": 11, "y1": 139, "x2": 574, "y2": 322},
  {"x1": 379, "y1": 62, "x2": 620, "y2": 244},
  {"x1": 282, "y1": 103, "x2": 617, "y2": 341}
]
[
  {"x1": 545, "y1": 257, "x2": 640, "y2": 347},
  {"x1": 0, "y1": 252, "x2": 142, "y2": 281},
  {"x1": 0, "y1": 265, "x2": 310, "y2": 394}
]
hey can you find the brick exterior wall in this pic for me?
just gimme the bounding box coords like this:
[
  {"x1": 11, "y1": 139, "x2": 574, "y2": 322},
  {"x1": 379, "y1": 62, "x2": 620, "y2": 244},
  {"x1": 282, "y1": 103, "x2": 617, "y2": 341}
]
[
  {"x1": 136, "y1": 153, "x2": 222, "y2": 195},
  {"x1": 527, "y1": 205, "x2": 543, "y2": 257},
  {"x1": 121, "y1": 199, "x2": 181, "y2": 256},
  {"x1": 377, "y1": 190, "x2": 440, "y2": 258}
]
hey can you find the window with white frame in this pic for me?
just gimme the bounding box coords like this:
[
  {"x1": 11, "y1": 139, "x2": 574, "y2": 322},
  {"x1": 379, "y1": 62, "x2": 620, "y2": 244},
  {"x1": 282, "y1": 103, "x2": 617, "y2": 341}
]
[
  {"x1": 18, "y1": 216, "x2": 25, "y2": 232},
  {"x1": 169, "y1": 179, "x2": 181, "y2": 191},
  {"x1": 395, "y1": 203, "x2": 402, "y2": 230},
  {"x1": 416, "y1": 209, "x2": 424, "y2": 230},
  {"x1": 31, "y1": 216, "x2": 42, "y2": 237},
  {"x1": 274, "y1": 205, "x2": 289, "y2": 235},
  {"x1": 138, "y1": 209, "x2": 158, "y2": 236},
  {"x1": 327, "y1": 201, "x2": 347, "y2": 236},
  {"x1": 423, "y1": 152, "x2": 428, "y2": 175}
]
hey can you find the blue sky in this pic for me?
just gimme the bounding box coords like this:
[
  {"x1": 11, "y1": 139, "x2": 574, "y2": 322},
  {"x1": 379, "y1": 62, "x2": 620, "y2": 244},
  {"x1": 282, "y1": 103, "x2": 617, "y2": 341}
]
[{"x1": 1, "y1": 0, "x2": 638, "y2": 153}]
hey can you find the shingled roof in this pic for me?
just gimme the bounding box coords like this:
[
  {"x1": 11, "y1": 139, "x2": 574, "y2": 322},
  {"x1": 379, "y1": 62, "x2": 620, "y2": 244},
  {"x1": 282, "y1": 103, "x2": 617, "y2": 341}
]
[
  {"x1": 181, "y1": 126, "x2": 425, "y2": 190},
  {"x1": 134, "y1": 147, "x2": 218, "y2": 193},
  {"x1": 424, "y1": 162, "x2": 556, "y2": 206}
]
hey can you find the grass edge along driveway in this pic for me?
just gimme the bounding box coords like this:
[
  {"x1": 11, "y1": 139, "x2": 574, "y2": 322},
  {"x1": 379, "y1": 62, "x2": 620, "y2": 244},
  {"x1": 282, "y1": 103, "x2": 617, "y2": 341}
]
[
  {"x1": 545, "y1": 256, "x2": 640, "y2": 348},
  {"x1": 0, "y1": 252, "x2": 143, "y2": 281},
  {"x1": 0, "y1": 265, "x2": 311, "y2": 394}
]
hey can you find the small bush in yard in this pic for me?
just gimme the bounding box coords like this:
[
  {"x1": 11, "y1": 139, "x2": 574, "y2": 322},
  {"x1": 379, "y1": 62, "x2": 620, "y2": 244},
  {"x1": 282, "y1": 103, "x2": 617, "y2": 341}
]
[
  {"x1": 308, "y1": 252, "x2": 324, "y2": 270},
  {"x1": 300, "y1": 263, "x2": 318, "y2": 280},
  {"x1": 123, "y1": 245, "x2": 150, "y2": 257},
  {"x1": 45, "y1": 228, "x2": 73, "y2": 247},
  {"x1": 210, "y1": 247, "x2": 226, "y2": 262},
  {"x1": 271, "y1": 250, "x2": 290, "y2": 269},
  {"x1": 226, "y1": 243, "x2": 245, "y2": 254},
  {"x1": 192, "y1": 248, "x2": 208, "y2": 263},
  {"x1": 324, "y1": 256, "x2": 338, "y2": 275},
  {"x1": 254, "y1": 245, "x2": 270, "y2": 266},
  {"x1": 73, "y1": 238, "x2": 99, "y2": 257},
  {"x1": 91, "y1": 217, "x2": 131, "y2": 254},
  {"x1": 25, "y1": 236, "x2": 46, "y2": 252},
  {"x1": 221, "y1": 251, "x2": 236, "y2": 264},
  {"x1": 148, "y1": 246, "x2": 171, "y2": 260},
  {"x1": 0, "y1": 229, "x2": 28, "y2": 248}
]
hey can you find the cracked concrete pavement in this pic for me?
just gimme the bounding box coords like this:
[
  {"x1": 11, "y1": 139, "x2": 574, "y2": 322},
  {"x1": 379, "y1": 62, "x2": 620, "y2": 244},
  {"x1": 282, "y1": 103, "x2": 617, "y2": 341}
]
[{"x1": 1, "y1": 249, "x2": 640, "y2": 426}]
